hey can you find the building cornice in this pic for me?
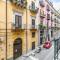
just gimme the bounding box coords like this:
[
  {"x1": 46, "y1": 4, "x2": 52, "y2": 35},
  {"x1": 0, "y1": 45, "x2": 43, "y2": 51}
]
[{"x1": 46, "y1": 0, "x2": 60, "y2": 18}]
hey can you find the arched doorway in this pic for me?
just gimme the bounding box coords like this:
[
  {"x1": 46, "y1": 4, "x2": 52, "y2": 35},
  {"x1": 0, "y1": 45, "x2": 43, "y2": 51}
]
[{"x1": 13, "y1": 38, "x2": 22, "y2": 60}]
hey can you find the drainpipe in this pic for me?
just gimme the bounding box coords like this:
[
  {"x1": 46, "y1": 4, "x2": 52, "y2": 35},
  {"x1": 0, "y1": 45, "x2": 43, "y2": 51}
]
[
  {"x1": 6, "y1": 0, "x2": 7, "y2": 60},
  {"x1": 47, "y1": 20, "x2": 49, "y2": 41},
  {"x1": 47, "y1": 19, "x2": 50, "y2": 41},
  {"x1": 26, "y1": 0, "x2": 28, "y2": 53}
]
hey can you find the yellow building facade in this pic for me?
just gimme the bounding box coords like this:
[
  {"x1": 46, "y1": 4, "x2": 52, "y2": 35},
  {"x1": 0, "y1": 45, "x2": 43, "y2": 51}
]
[{"x1": 0, "y1": 0, "x2": 39, "y2": 60}]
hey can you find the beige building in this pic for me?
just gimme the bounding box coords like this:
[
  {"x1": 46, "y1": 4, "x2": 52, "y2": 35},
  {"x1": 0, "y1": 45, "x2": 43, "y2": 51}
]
[
  {"x1": 0, "y1": 0, "x2": 60, "y2": 60},
  {"x1": 0, "y1": 0, "x2": 39, "y2": 60}
]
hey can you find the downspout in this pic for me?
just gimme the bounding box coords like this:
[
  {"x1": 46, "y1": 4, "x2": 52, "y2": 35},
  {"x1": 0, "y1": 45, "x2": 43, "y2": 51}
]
[
  {"x1": 26, "y1": 0, "x2": 28, "y2": 53},
  {"x1": 6, "y1": 0, "x2": 7, "y2": 60}
]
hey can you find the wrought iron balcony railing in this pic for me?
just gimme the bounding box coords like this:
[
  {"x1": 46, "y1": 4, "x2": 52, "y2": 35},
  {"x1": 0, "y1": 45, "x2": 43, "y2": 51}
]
[
  {"x1": 47, "y1": 14, "x2": 50, "y2": 20},
  {"x1": 30, "y1": 25, "x2": 38, "y2": 30},
  {"x1": 51, "y1": 9, "x2": 54, "y2": 14},
  {"x1": 40, "y1": 10, "x2": 45, "y2": 18},
  {"x1": 29, "y1": 6, "x2": 38, "y2": 13},
  {"x1": 39, "y1": 0, "x2": 45, "y2": 7},
  {"x1": 29, "y1": 1, "x2": 38, "y2": 13},
  {"x1": 10, "y1": 0, "x2": 27, "y2": 8},
  {"x1": 46, "y1": 5, "x2": 50, "y2": 11},
  {"x1": 11, "y1": 23, "x2": 26, "y2": 31}
]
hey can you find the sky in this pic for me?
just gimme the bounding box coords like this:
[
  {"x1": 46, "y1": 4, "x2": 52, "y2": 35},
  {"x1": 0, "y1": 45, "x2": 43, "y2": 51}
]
[{"x1": 51, "y1": 0, "x2": 60, "y2": 10}]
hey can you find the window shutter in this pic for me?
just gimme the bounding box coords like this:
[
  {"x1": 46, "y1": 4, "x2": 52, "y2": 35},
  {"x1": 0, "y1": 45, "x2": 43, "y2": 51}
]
[
  {"x1": 15, "y1": 15, "x2": 19, "y2": 27},
  {"x1": 18, "y1": 16, "x2": 22, "y2": 28}
]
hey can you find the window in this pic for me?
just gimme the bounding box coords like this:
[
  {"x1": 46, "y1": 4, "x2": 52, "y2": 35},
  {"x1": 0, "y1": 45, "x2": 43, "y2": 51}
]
[
  {"x1": 55, "y1": 18, "x2": 56, "y2": 23},
  {"x1": 51, "y1": 16, "x2": 53, "y2": 21},
  {"x1": 40, "y1": 19, "x2": 43, "y2": 24},
  {"x1": 31, "y1": 1, "x2": 35, "y2": 9},
  {"x1": 55, "y1": 24, "x2": 56, "y2": 26},
  {"x1": 15, "y1": 15, "x2": 19, "y2": 27},
  {"x1": 40, "y1": 30, "x2": 44, "y2": 36},
  {"x1": 20, "y1": 0, "x2": 24, "y2": 3},
  {"x1": 32, "y1": 19, "x2": 35, "y2": 28},
  {"x1": 32, "y1": 42, "x2": 35, "y2": 50},
  {"x1": 47, "y1": 14, "x2": 50, "y2": 20},
  {"x1": 32, "y1": 19, "x2": 35, "y2": 25},
  {"x1": 15, "y1": 15, "x2": 22, "y2": 28},
  {"x1": 32, "y1": 32, "x2": 35, "y2": 37},
  {"x1": 47, "y1": 5, "x2": 50, "y2": 11}
]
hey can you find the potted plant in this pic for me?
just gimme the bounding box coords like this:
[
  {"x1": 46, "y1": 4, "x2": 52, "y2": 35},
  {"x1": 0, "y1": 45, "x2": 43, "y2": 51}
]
[
  {"x1": 39, "y1": 24, "x2": 43, "y2": 29},
  {"x1": 39, "y1": 24, "x2": 46, "y2": 30}
]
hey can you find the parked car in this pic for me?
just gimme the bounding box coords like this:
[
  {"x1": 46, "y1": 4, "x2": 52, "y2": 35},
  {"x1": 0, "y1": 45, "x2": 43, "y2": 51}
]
[{"x1": 43, "y1": 41, "x2": 52, "y2": 49}]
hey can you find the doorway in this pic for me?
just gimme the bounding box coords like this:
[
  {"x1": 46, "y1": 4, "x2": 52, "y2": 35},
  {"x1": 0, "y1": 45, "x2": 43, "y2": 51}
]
[{"x1": 13, "y1": 38, "x2": 22, "y2": 60}]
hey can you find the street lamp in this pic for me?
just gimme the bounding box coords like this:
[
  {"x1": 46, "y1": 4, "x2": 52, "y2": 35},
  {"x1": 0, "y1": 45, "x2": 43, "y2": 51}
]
[{"x1": 54, "y1": 38, "x2": 59, "y2": 60}]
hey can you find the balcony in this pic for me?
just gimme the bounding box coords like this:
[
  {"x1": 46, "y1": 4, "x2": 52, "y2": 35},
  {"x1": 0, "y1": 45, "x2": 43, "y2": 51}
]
[
  {"x1": 29, "y1": 1, "x2": 38, "y2": 13},
  {"x1": 29, "y1": 6, "x2": 38, "y2": 13},
  {"x1": 51, "y1": 9, "x2": 54, "y2": 14},
  {"x1": 47, "y1": 14, "x2": 50, "y2": 20},
  {"x1": 10, "y1": 0, "x2": 27, "y2": 8},
  {"x1": 51, "y1": 16, "x2": 53, "y2": 22},
  {"x1": 40, "y1": 10, "x2": 45, "y2": 18},
  {"x1": 54, "y1": 18, "x2": 57, "y2": 23},
  {"x1": 46, "y1": 5, "x2": 50, "y2": 11},
  {"x1": 11, "y1": 23, "x2": 26, "y2": 31},
  {"x1": 30, "y1": 25, "x2": 38, "y2": 31},
  {"x1": 39, "y1": 0, "x2": 45, "y2": 7}
]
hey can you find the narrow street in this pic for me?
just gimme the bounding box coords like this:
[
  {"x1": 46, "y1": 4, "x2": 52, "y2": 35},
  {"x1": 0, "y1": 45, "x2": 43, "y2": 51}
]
[
  {"x1": 35, "y1": 42, "x2": 54, "y2": 60},
  {"x1": 16, "y1": 42, "x2": 54, "y2": 60},
  {"x1": 16, "y1": 31, "x2": 60, "y2": 60},
  {"x1": 0, "y1": 0, "x2": 60, "y2": 60},
  {"x1": 35, "y1": 30, "x2": 60, "y2": 60}
]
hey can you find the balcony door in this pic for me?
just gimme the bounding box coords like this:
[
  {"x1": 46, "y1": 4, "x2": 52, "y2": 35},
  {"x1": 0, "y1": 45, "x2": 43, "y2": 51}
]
[
  {"x1": 32, "y1": 19, "x2": 35, "y2": 28},
  {"x1": 15, "y1": 15, "x2": 22, "y2": 28},
  {"x1": 47, "y1": 14, "x2": 50, "y2": 20},
  {"x1": 31, "y1": 1, "x2": 35, "y2": 9}
]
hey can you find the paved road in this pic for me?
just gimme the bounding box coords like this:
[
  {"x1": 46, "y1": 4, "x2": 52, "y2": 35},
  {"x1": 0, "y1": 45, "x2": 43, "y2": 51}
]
[
  {"x1": 16, "y1": 30, "x2": 60, "y2": 60},
  {"x1": 34, "y1": 43, "x2": 54, "y2": 60},
  {"x1": 16, "y1": 43, "x2": 54, "y2": 60}
]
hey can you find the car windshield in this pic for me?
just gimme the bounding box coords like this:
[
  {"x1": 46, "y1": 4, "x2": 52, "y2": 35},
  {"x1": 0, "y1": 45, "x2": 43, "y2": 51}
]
[{"x1": 45, "y1": 42, "x2": 49, "y2": 44}]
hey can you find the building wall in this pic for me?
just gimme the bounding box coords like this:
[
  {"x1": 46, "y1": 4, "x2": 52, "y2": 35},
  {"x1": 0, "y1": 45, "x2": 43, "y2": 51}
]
[
  {"x1": 0, "y1": 0, "x2": 60, "y2": 60},
  {"x1": 0, "y1": 0, "x2": 39, "y2": 60},
  {"x1": 27, "y1": 0, "x2": 38, "y2": 52}
]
